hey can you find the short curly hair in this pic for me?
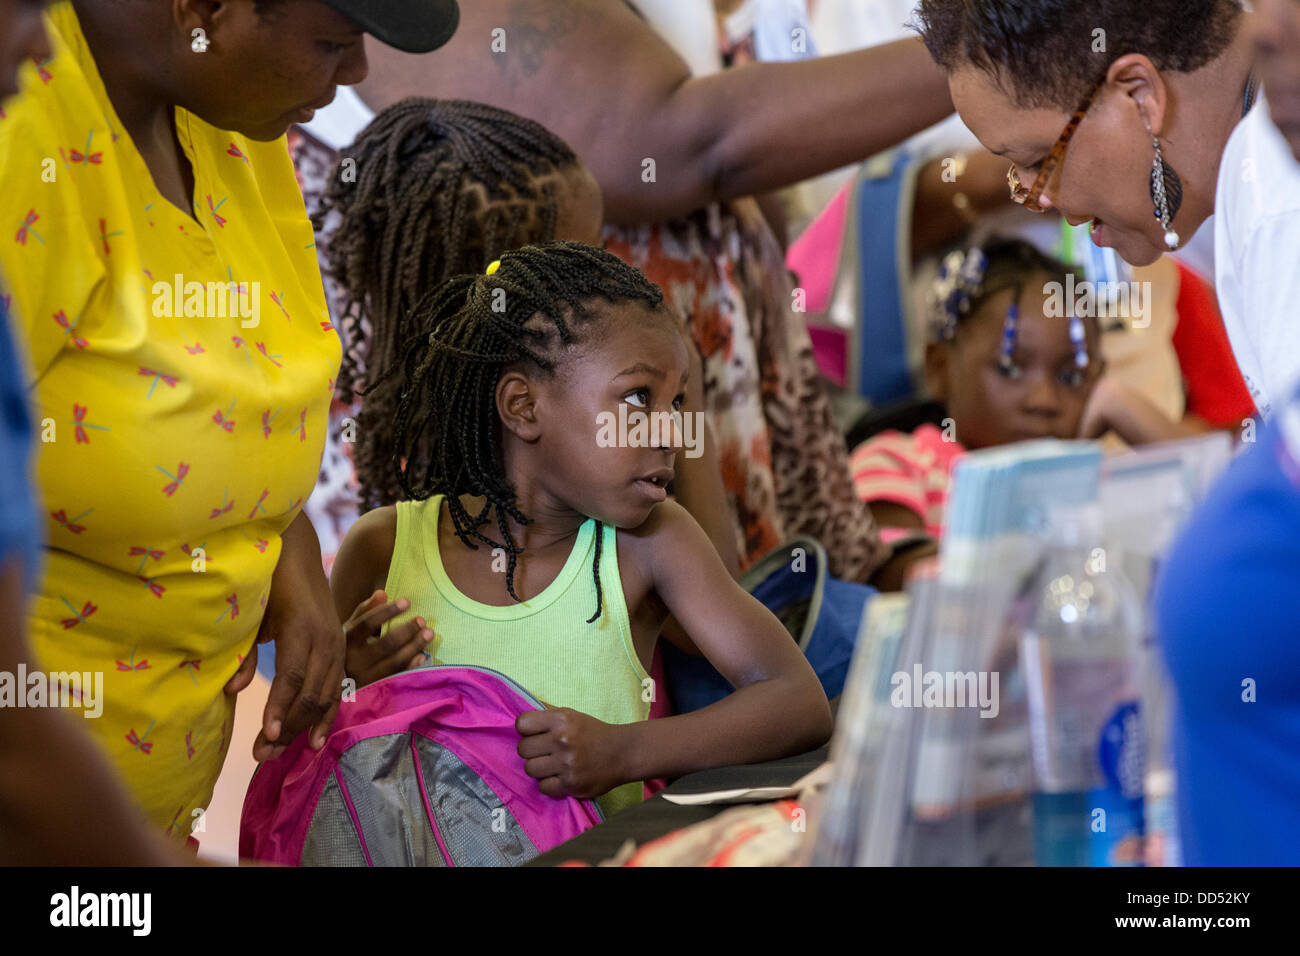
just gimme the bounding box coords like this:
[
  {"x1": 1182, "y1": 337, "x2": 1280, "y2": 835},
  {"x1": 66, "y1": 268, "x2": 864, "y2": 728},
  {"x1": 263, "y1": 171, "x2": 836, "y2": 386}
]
[{"x1": 913, "y1": 0, "x2": 1244, "y2": 110}]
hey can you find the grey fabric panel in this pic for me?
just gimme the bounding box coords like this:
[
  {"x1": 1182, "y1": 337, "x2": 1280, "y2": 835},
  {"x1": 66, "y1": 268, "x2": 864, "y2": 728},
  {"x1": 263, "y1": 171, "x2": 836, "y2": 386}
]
[
  {"x1": 414, "y1": 736, "x2": 539, "y2": 867},
  {"x1": 301, "y1": 772, "x2": 370, "y2": 867},
  {"x1": 334, "y1": 733, "x2": 447, "y2": 867}
]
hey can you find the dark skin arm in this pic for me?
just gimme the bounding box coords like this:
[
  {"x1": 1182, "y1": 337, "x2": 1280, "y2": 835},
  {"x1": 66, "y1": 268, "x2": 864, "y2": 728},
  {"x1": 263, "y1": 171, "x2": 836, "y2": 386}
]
[
  {"x1": 223, "y1": 510, "x2": 346, "y2": 760},
  {"x1": 0, "y1": 560, "x2": 182, "y2": 864},
  {"x1": 354, "y1": 0, "x2": 953, "y2": 225},
  {"x1": 1079, "y1": 375, "x2": 1231, "y2": 446},
  {"x1": 910, "y1": 149, "x2": 1034, "y2": 259},
  {"x1": 516, "y1": 501, "x2": 832, "y2": 798}
]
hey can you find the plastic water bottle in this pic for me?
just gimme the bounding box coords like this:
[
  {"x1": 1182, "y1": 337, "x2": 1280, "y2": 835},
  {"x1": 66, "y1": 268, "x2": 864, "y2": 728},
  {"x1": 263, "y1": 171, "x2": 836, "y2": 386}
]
[{"x1": 1013, "y1": 506, "x2": 1146, "y2": 866}]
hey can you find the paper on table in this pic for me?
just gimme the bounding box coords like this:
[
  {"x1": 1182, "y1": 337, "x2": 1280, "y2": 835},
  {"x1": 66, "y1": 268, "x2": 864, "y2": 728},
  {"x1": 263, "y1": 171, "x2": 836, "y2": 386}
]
[{"x1": 660, "y1": 762, "x2": 833, "y2": 806}]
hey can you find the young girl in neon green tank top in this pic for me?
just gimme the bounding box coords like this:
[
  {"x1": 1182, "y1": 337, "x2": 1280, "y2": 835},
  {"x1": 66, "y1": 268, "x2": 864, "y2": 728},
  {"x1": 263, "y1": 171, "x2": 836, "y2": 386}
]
[{"x1": 331, "y1": 241, "x2": 832, "y2": 817}]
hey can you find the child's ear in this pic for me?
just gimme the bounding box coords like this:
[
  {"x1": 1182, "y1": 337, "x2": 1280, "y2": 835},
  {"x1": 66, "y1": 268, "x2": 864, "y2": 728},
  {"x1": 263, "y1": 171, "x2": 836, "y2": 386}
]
[
  {"x1": 923, "y1": 341, "x2": 951, "y2": 402},
  {"x1": 497, "y1": 371, "x2": 543, "y2": 442}
]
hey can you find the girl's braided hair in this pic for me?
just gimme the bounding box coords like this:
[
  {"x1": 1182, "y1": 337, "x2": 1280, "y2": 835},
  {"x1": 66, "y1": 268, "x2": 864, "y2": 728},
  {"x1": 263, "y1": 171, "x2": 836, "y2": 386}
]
[
  {"x1": 383, "y1": 240, "x2": 668, "y2": 623},
  {"x1": 314, "y1": 97, "x2": 584, "y2": 512}
]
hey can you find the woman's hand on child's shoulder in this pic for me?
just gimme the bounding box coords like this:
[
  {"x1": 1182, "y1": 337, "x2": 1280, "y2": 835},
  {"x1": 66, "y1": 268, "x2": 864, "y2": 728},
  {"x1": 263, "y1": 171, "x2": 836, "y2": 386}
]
[{"x1": 516, "y1": 707, "x2": 629, "y2": 800}]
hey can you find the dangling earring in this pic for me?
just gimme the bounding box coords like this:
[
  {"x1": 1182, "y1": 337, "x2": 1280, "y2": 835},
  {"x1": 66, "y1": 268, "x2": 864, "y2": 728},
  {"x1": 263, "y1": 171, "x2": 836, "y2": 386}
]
[
  {"x1": 191, "y1": 28, "x2": 210, "y2": 54},
  {"x1": 1144, "y1": 116, "x2": 1182, "y2": 250}
]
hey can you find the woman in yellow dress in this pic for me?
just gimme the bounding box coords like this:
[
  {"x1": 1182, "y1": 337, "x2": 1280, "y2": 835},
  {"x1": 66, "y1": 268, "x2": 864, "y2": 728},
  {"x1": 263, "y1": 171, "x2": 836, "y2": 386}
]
[{"x1": 0, "y1": 0, "x2": 458, "y2": 841}]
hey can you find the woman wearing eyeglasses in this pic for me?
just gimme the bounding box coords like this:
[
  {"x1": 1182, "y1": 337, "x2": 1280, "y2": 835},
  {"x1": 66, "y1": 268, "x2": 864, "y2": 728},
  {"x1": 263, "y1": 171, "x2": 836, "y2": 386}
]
[
  {"x1": 915, "y1": 0, "x2": 1300, "y2": 419},
  {"x1": 916, "y1": 0, "x2": 1300, "y2": 866}
]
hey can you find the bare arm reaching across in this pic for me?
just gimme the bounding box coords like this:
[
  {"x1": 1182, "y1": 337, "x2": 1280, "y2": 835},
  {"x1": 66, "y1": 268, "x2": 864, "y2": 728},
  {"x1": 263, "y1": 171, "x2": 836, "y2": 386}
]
[{"x1": 354, "y1": 0, "x2": 953, "y2": 224}]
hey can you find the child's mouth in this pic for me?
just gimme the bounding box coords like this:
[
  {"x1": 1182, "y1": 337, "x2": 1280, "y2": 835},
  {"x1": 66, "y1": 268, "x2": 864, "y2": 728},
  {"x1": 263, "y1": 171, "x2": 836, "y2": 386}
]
[{"x1": 633, "y1": 471, "x2": 672, "y2": 503}]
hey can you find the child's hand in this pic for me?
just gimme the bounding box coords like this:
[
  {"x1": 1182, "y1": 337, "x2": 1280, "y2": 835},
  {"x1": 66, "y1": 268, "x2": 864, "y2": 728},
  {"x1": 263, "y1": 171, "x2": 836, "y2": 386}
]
[
  {"x1": 516, "y1": 708, "x2": 627, "y2": 800},
  {"x1": 342, "y1": 589, "x2": 433, "y2": 688}
]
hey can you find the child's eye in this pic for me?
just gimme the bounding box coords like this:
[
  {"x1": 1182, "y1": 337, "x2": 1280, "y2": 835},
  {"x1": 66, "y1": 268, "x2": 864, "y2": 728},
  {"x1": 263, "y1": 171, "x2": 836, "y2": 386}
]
[
  {"x1": 624, "y1": 389, "x2": 649, "y2": 409},
  {"x1": 996, "y1": 360, "x2": 1024, "y2": 381}
]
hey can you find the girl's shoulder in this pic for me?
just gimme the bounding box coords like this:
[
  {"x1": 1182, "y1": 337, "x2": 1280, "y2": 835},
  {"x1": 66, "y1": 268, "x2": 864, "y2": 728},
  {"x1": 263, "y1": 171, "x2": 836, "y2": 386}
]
[
  {"x1": 333, "y1": 504, "x2": 399, "y2": 588},
  {"x1": 612, "y1": 499, "x2": 713, "y2": 576}
]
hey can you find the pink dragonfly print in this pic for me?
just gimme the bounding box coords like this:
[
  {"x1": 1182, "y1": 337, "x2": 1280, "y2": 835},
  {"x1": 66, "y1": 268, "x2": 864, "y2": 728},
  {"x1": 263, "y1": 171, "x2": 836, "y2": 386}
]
[
  {"x1": 59, "y1": 596, "x2": 97, "y2": 630},
  {"x1": 138, "y1": 365, "x2": 179, "y2": 398},
  {"x1": 261, "y1": 407, "x2": 280, "y2": 438},
  {"x1": 97, "y1": 218, "x2": 124, "y2": 256},
  {"x1": 231, "y1": 335, "x2": 252, "y2": 364},
  {"x1": 51, "y1": 507, "x2": 92, "y2": 534},
  {"x1": 286, "y1": 495, "x2": 303, "y2": 513},
  {"x1": 72, "y1": 403, "x2": 110, "y2": 444},
  {"x1": 227, "y1": 142, "x2": 250, "y2": 163},
  {"x1": 240, "y1": 528, "x2": 269, "y2": 554},
  {"x1": 116, "y1": 642, "x2": 150, "y2": 671},
  {"x1": 144, "y1": 203, "x2": 154, "y2": 227},
  {"x1": 125, "y1": 721, "x2": 155, "y2": 756},
  {"x1": 157, "y1": 461, "x2": 190, "y2": 496},
  {"x1": 214, "y1": 593, "x2": 239, "y2": 624},
  {"x1": 295, "y1": 408, "x2": 307, "y2": 442},
  {"x1": 205, "y1": 194, "x2": 228, "y2": 228},
  {"x1": 64, "y1": 130, "x2": 103, "y2": 168},
  {"x1": 53, "y1": 310, "x2": 88, "y2": 349},
  {"x1": 138, "y1": 574, "x2": 165, "y2": 598},
  {"x1": 128, "y1": 543, "x2": 164, "y2": 574},
  {"x1": 209, "y1": 488, "x2": 234, "y2": 520},
  {"x1": 180, "y1": 541, "x2": 208, "y2": 563},
  {"x1": 185, "y1": 731, "x2": 196, "y2": 760},
  {"x1": 33, "y1": 55, "x2": 52, "y2": 84},
  {"x1": 247, "y1": 488, "x2": 269, "y2": 520},
  {"x1": 320, "y1": 319, "x2": 336, "y2": 333},
  {"x1": 255, "y1": 341, "x2": 284, "y2": 368},
  {"x1": 178, "y1": 659, "x2": 201, "y2": 685},
  {"x1": 270, "y1": 291, "x2": 289, "y2": 321},
  {"x1": 226, "y1": 266, "x2": 247, "y2": 296},
  {"x1": 166, "y1": 805, "x2": 185, "y2": 835},
  {"x1": 325, "y1": 360, "x2": 337, "y2": 393},
  {"x1": 15, "y1": 208, "x2": 44, "y2": 245},
  {"x1": 212, "y1": 400, "x2": 236, "y2": 433},
  {"x1": 115, "y1": 643, "x2": 150, "y2": 671}
]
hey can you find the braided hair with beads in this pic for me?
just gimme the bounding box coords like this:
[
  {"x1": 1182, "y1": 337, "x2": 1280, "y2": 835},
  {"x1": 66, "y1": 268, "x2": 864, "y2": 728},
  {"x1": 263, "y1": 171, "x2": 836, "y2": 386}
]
[
  {"x1": 314, "y1": 97, "x2": 585, "y2": 512},
  {"x1": 382, "y1": 240, "x2": 669, "y2": 624}
]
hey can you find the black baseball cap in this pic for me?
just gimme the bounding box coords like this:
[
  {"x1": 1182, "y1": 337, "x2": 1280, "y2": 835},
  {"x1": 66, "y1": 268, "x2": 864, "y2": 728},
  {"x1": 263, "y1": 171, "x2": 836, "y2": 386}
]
[{"x1": 322, "y1": 0, "x2": 461, "y2": 54}]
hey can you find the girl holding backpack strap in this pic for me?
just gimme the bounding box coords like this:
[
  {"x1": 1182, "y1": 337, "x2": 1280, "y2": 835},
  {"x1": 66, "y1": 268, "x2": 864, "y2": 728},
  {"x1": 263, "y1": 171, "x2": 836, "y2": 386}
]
[{"x1": 330, "y1": 242, "x2": 833, "y2": 820}]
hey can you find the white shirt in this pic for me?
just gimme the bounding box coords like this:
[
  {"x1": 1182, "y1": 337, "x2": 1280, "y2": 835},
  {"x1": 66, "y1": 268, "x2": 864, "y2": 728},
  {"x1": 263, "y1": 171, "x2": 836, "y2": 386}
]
[
  {"x1": 630, "y1": 0, "x2": 722, "y2": 77},
  {"x1": 1215, "y1": 92, "x2": 1300, "y2": 419}
]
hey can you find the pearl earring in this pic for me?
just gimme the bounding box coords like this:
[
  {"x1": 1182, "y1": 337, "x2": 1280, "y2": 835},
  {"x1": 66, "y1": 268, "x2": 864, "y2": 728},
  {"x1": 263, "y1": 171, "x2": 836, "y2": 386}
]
[{"x1": 1144, "y1": 116, "x2": 1182, "y2": 251}]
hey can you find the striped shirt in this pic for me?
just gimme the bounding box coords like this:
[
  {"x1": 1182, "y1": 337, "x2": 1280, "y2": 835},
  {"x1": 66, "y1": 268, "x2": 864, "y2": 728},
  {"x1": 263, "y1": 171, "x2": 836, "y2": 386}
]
[{"x1": 849, "y1": 424, "x2": 964, "y2": 540}]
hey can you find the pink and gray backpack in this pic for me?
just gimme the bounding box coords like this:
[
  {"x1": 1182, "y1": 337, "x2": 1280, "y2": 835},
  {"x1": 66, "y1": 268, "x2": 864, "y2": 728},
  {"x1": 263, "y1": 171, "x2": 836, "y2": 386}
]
[{"x1": 239, "y1": 665, "x2": 605, "y2": 866}]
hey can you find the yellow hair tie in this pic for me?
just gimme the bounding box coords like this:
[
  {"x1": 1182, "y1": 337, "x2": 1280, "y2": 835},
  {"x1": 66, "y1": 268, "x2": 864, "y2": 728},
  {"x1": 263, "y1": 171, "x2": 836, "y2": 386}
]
[{"x1": 486, "y1": 260, "x2": 501, "y2": 276}]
